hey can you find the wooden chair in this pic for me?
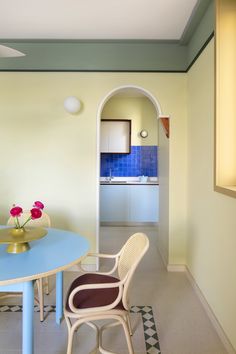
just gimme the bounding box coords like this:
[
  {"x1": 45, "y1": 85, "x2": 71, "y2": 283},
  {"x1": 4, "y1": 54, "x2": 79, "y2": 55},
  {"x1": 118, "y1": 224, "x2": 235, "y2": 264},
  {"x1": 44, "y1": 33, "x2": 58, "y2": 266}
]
[
  {"x1": 2, "y1": 211, "x2": 51, "y2": 322},
  {"x1": 64, "y1": 232, "x2": 149, "y2": 354}
]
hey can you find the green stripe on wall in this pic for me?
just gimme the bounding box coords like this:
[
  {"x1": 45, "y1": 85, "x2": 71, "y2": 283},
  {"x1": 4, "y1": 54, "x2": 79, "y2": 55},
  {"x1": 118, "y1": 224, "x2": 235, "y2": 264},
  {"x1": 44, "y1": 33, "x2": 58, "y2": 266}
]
[
  {"x1": 0, "y1": 0, "x2": 214, "y2": 72},
  {"x1": 0, "y1": 41, "x2": 187, "y2": 72},
  {"x1": 180, "y1": 0, "x2": 212, "y2": 44},
  {"x1": 187, "y1": 0, "x2": 215, "y2": 67}
]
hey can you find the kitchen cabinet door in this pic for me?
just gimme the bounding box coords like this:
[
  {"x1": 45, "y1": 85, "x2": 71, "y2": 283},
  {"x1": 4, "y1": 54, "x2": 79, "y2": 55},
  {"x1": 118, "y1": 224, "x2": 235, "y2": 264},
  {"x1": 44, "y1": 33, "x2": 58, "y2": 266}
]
[
  {"x1": 100, "y1": 184, "x2": 159, "y2": 223},
  {"x1": 100, "y1": 120, "x2": 131, "y2": 153},
  {"x1": 100, "y1": 185, "x2": 129, "y2": 222},
  {"x1": 129, "y1": 185, "x2": 159, "y2": 222}
]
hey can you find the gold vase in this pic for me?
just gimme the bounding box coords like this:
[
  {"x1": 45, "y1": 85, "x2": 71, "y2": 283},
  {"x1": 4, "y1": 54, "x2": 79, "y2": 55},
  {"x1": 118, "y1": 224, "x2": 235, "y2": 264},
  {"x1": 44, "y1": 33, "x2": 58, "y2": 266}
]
[
  {"x1": 8, "y1": 227, "x2": 29, "y2": 253},
  {"x1": 10, "y1": 227, "x2": 25, "y2": 236}
]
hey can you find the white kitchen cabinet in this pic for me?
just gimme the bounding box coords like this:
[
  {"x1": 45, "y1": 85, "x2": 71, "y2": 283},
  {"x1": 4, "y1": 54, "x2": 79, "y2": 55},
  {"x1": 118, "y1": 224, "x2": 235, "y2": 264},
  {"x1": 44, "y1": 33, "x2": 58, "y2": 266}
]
[
  {"x1": 100, "y1": 184, "x2": 159, "y2": 223},
  {"x1": 100, "y1": 185, "x2": 129, "y2": 222},
  {"x1": 100, "y1": 120, "x2": 131, "y2": 153},
  {"x1": 129, "y1": 185, "x2": 158, "y2": 222}
]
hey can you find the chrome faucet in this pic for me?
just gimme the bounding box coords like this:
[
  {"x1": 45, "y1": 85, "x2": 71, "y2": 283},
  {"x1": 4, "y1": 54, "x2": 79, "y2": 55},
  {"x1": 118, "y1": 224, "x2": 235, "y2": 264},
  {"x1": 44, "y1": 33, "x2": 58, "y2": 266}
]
[{"x1": 106, "y1": 168, "x2": 114, "y2": 182}]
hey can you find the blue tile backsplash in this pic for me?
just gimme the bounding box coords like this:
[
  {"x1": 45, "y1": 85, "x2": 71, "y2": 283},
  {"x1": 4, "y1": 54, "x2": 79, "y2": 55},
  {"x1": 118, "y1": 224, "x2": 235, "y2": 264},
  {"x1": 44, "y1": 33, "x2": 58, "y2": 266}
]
[{"x1": 101, "y1": 146, "x2": 158, "y2": 177}]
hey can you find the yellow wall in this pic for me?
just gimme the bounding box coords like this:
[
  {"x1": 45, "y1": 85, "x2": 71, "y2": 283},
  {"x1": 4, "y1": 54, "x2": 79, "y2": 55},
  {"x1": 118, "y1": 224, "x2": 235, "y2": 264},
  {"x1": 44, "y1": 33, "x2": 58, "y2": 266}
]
[
  {"x1": 187, "y1": 39, "x2": 236, "y2": 350},
  {"x1": 0, "y1": 71, "x2": 187, "y2": 263},
  {"x1": 158, "y1": 119, "x2": 169, "y2": 266},
  {"x1": 0, "y1": 34, "x2": 235, "y2": 351},
  {"x1": 101, "y1": 96, "x2": 158, "y2": 145},
  {"x1": 168, "y1": 78, "x2": 188, "y2": 265}
]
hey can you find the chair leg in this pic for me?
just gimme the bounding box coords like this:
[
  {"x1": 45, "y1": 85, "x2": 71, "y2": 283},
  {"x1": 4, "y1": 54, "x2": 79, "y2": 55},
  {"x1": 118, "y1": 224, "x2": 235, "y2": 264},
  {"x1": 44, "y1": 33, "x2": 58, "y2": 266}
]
[
  {"x1": 66, "y1": 329, "x2": 74, "y2": 354},
  {"x1": 65, "y1": 316, "x2": 86, "y2": 354},
  {"x1": 120, "y1": 316, "x2": 134, "y2": 354},
  {"x1": 36, "y1": 279, "x2": 44, "y2": 322},
  {"x1": 99, "y1": 316, "x2": 134, "y2": 354},
  {"x1": 87, "y1": 321, "x2": 100, "y2": 353},
  {"x1": 65, "y1": 316, "x2": 73, "y2": 354},
  {"x1": 126, "y1": 312, "x2": 133, "y2": 336},
  {"x1": 65, "y1": 316, "x2": 101, "y2": 354},
  {"x1": 44, "y1": 276, "x2": 50, "y2": 295}
]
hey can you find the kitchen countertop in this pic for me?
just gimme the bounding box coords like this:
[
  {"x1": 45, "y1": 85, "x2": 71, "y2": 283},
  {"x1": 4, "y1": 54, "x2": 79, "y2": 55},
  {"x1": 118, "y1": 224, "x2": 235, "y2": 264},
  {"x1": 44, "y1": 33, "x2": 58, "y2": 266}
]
[
  {"x1": 100, "y1": 181, "x2": 159, "y2": 185},
  {"x1": 100, "y1": 177, "x2": 159, "y2": 185}
]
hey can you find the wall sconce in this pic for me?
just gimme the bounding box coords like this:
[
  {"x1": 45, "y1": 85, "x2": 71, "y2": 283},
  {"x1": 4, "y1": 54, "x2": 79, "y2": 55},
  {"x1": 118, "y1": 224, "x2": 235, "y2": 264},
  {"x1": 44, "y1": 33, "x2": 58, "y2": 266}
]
[
  {"x1": 140, "y1": 130, "x2": 148, "y2": 138},
  {"x1": 64, "y1": 96, "x2": 81, "y2": 114}
]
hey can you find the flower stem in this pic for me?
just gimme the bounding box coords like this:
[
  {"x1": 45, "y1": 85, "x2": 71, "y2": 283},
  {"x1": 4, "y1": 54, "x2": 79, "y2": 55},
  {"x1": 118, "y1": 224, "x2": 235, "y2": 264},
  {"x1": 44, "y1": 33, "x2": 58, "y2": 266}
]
[
  {"x1": 15, "y1": 217, "x2": 21, "y2": 229},
  {"x1": 21, "y1": 216, "x2": 32, "y2": 228}
]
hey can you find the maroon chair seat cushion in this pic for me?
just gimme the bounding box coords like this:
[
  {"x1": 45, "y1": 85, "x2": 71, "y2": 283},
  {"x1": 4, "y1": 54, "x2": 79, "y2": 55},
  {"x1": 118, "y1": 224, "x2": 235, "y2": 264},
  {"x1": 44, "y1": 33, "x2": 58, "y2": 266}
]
[{"x1": 65, "y1": 273, "x2": 125, "y2": 312}]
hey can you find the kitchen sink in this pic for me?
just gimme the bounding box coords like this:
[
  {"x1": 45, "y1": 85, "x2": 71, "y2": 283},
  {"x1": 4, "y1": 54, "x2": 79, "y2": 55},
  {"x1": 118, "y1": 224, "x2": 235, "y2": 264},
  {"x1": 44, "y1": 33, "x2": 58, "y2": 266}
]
[{"x1": 101, "y1": 180, "x2": 127, "y2": 184}]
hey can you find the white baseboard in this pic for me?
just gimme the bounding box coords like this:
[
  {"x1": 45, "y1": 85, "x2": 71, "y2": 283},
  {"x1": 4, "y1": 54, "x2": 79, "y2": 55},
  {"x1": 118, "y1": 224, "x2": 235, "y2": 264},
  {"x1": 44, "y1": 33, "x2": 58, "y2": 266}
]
[
  {"x1": 167, "y1": 264, "x2": 186, "y2": 272},
  {"x1": 185, "y1": 267, "x2": 236, "y2": 354},
  {"x1": 167, "y1": 264, "x2": 235, "y2": 353},
  {"x1": 66, "y1": 264, "x2": 97, "y2": 272}
]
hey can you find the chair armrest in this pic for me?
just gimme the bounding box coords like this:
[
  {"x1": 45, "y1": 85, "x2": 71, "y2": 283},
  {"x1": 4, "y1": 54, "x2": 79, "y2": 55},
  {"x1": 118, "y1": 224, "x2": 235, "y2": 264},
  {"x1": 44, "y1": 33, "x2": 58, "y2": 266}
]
[
  {"x1": 87, "y1": 252, "x2": 119, "y2": 259},
  {"x1": 78, "y1": 252, "x2": 120, "y2": 275},
  {"x1": 68, "y1": 278, "x2": 124, "y2": 315}
]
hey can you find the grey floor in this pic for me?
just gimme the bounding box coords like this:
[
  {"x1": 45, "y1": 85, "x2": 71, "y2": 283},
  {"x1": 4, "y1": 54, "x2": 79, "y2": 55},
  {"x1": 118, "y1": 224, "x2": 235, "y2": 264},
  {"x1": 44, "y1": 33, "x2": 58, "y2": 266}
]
[{"x1": 0, "y1": 226, "x2": 228, "y2": 354}]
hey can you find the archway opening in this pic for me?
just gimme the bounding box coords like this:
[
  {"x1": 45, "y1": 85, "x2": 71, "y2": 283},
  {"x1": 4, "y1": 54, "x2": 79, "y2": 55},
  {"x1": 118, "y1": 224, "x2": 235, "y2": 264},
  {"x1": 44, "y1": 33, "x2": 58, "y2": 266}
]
[{"x1": 96, "y1": 85, "x2": 166, "y2": 259}]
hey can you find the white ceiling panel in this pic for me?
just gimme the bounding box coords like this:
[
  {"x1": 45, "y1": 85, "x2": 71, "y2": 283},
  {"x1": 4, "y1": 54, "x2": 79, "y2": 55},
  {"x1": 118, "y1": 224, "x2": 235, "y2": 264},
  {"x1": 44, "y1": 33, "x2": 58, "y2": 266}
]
[{"x1": 0, "y1": 0, "x2": 198, "y2": 40}]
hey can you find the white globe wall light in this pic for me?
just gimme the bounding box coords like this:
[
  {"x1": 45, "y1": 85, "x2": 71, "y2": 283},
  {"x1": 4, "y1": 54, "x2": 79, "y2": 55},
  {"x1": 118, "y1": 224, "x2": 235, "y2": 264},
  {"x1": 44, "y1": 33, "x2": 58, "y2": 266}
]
[
  {"x1": 64, "y1": 96, "x2": 81, "y2": 114},
  {"x1": 140, "y1": 129, "x2": 148, "y2": 138}
]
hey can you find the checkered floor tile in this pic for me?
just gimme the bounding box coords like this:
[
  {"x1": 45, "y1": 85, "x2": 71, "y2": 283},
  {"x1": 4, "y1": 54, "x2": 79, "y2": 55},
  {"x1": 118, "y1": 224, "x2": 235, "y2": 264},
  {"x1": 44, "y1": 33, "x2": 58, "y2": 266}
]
[
  {"x1": 131, "y1": 306, "x2": 161, "y2": 354},
  {"x1": 0, "y1": 304, "x2": 161, "y2": 354}
]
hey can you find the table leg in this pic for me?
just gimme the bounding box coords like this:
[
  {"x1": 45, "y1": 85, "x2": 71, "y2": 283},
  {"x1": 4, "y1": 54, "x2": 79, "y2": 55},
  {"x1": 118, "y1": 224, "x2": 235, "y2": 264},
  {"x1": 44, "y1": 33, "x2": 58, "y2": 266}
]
[
  {"x1": 56, "y1": 271, "x2": 63, "y2": 324},
  {"x1": 23, "y1": 281, "x2": 34, "y2": 354}
]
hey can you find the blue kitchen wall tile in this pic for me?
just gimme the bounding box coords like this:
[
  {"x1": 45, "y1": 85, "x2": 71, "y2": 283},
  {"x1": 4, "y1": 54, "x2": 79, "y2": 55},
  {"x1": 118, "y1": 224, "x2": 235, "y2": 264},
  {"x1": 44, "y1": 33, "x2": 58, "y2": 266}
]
[{"x1": 101, "y1": 146, "x2": 158, "y2": 177}]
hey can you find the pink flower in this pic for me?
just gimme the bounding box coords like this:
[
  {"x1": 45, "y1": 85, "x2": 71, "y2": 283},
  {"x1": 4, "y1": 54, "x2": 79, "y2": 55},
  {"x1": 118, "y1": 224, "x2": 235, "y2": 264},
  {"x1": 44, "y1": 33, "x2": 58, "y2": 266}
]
[
  {"x1": 10, "y1": 206, "x2": 23, "y2": 217},
  {"x1": 33, "y1": 201, "x2": 44, "y2": 210},
  {"x1": 30, "y1": 208, "x2": 42, "y2": 220}
]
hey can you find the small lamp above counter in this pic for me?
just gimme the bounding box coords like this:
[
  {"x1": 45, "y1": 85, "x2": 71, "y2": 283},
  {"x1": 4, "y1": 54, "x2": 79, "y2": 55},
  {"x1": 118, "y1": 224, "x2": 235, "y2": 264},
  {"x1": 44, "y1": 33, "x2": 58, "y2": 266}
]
[{"x1": 140, "y1": 129, "x2": 148, "y2": 138}]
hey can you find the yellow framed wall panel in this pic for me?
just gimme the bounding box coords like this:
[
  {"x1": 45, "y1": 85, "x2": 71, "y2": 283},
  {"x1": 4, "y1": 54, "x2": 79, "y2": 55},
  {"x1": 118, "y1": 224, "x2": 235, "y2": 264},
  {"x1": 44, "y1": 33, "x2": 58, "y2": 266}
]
[{"x1": 215, "y1": 0, "x2": 236, "y2": 196}]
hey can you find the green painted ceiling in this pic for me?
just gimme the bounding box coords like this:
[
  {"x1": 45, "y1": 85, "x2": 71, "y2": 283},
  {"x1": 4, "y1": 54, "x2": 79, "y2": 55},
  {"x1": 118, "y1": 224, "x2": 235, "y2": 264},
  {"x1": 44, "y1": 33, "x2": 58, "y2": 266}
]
[{"x1": 0, "y1": 0, "x2": 214, "y2": 72}]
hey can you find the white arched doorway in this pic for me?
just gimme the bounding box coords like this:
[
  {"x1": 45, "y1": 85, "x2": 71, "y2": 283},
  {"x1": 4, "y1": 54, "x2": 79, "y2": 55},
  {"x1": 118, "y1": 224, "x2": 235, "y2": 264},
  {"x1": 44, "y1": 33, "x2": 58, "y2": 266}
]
[{"x1": 96, "y1": 85, "x2": 168, "y2": 256}]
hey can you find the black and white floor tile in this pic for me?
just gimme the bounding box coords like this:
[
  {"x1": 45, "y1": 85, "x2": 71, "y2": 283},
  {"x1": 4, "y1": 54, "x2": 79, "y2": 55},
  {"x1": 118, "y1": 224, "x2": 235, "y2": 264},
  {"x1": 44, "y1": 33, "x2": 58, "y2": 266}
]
[
  {"x1": 131, "y1": 306, "x2": 161, "y2": 354},
  {"x1": 0, "y1": 304, "x2": 161, "y2": 354}
]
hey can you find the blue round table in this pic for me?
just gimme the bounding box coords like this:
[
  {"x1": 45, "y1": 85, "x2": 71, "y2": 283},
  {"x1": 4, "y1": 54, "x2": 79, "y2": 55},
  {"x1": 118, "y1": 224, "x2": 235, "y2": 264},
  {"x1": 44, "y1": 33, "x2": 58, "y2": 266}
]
[{"x1": 0, "y1": 227, "x2": 90, "y2": 354}]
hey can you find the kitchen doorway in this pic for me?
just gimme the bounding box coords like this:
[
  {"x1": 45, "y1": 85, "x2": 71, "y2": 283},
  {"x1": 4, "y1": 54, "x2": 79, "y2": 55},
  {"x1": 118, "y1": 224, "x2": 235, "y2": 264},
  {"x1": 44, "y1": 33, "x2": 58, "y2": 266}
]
[{"x1": 96, "y1": 85, "x2": 167, "y2": 259}]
